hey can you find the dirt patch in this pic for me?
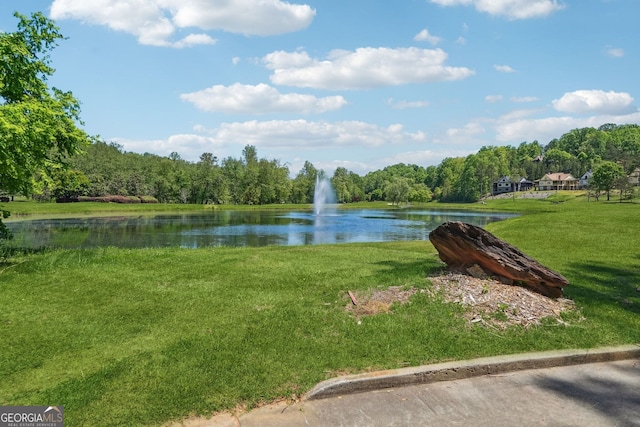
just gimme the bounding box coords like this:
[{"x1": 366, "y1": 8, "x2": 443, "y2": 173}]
[
  {"x1": 428, "y1": 272, "x2": 580, "y2": 329},
  {"x1": 345, "y1": 286, "x2": 418, "y2": 319}
]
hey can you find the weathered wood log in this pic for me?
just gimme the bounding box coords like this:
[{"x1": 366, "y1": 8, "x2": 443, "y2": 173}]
[
  {"x1": 429, "y1": 221, "x2": 569, "y2": 298},
  {"x1": 348, "y1": 290, "x2": 358, "y2": 306}
]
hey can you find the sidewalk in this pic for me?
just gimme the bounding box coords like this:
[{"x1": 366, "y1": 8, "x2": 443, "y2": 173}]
[{"x1": 172, "y1": 345, "x2": 640, "y2": 427}]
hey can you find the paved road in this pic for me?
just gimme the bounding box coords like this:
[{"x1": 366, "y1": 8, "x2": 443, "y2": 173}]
[{"x1": 170, "y1": 346, "x2": 640, "y2": 427}]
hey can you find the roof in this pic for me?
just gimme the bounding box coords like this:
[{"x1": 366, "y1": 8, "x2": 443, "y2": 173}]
[{"x1": 541, "y1": 173, "x2": 576, "y2": 181}]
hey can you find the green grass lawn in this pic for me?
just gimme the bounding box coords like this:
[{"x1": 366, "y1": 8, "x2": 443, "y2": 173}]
[{"x1": 1, "y1": 194, "x2": 639, "y2": 426}]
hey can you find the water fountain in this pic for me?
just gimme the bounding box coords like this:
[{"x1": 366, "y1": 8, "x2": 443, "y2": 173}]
[{"x1": 313, "y1": 174, "x2": 337, "y2": 216}]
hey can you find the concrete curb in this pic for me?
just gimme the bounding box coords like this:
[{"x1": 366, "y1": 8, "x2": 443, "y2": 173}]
[{"x1": 306, "y1": 344, "x2": 640, "y2": 400}]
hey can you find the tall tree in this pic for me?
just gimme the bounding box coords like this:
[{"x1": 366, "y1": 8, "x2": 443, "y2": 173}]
[
  {"x1": 435, "y1": 157, "x2": 464, "y2": 202},
  {"x1": 291, "y1": 161, "x2": 318, "y2": 204},
  {"x1": 241, "y1": 145, "x2": 260, "y2": 204},
  {"x1": 592, "y1": 161, "x2": 623, "y2": 201},
  {"x1": 332, "y1": 167, "x2": 364, "y2": 203},
  {"x1": 384, "y1": 177, "x2": 410, "y2": 205},
  {"x1": 221, "y1": 156, "x2": 245, "y2": 204},
  {"x1": 458, "y1": 154, "x2": 480, "y2": 202},
  {"x1": 0, "y1": 12, "x2": 88, "y2": 239},
  {"x1": 332, "y1": 167, "x2": 352, "y2": 203}
]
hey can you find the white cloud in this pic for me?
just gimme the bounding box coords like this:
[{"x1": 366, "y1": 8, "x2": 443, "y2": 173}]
[
  {"x1": 214, "y1": 120, "x2": 426, "y2": 147},
  {"x1": 499, "y1": 108, "x2": 540, "y2": 121},
  {"x1": 50, "y1": 0, "x2": 315, "y2": 47},
  {"x1": 445, "y1": 122, "x2": 486, "y2": 138},
  {"x1": 384, "y1": 148, "x2": 476, "y2": 167},
  {"x1": 414, "y1": 28, "x2": 442, "y2": 45},
  {"x1": 485, "y1": 95, "x2": 503, "y2": 103},
  {"x1": 180, "y1": 83, "x2": 347, "y2": 114},
  {"x1": 494, "y1": 116, "x2": 577, "y2": 143},
  {"x1": 494, "y1": 64, "x2": 516, "y2": 73},
  {"x1": 113, "y1": 134, "x2": 225, "y2": 160},
  {"x1": 114, "y1": 120, "x2": 427, "y2": 162},
  {"x1": 171, "y1": 33, "x2": 216, "y2": 48},
  {"x1": 606, "y1": 47, "x2": 624, "y2": 58},
  {"x1": 429, "y1": 0, "x2": 565, "y2": 20},
  {"x1": 388, "y1": 99, "x2": 430, "y2": 109},
  {"x1": 552, "y1": 90, "x2": 635, "y2": 115},
  {"x1": 494, "y1": 110, "x2": 640, "y2": 143},
  {"x1": 263, "y1": 47, "x2": 475, "y2": 90},
  {"x1": 170, "y1": 0, "x2": 315, "y2": 35},
  {"x1": 432, "y1": 124, "x2": 489, "y2": 149},
  {"x1": 434, "y1": 101, "x2": 640, "y2": 148},
  {"x1": 511, "y1": 96, "x2": 539, "y2": 103}
]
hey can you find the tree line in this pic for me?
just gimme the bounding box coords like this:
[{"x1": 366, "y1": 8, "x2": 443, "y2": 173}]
[{"x1": 27, "y1": 123, "x2": 640, "y2": 206}]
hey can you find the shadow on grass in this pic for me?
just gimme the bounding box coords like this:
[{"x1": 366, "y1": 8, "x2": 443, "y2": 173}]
[
  {"x1": 373, "y1": 255, "x2": 445, "y2": 283},
  {"x1": 564, "y1": 258, "x2": 640, "y2": 315},
  {"x1": 534, "y1": 361, "x2": 640, "y2": 427},
  {"x1": 0, "y1": 246, "x2": 47, "y2": 270}
]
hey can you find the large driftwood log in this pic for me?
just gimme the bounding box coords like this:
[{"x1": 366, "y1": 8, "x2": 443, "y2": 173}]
[{"x1": 429, "y1": 221, "x2": 569, "y2": 298}]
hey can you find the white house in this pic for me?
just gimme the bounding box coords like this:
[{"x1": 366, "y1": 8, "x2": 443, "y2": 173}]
[
  {"x1": 628, "y1": 168, "x2": 640, "y2": 186},
  {"x1": 537, "y1": 173, "x2": 579, "y2": 191},
  {"x1": 579, "y1": 170, "x2": 592, "y2": 189},
  {"x1": 493, "y1": 176, "x2": 534, "y2": 194}
]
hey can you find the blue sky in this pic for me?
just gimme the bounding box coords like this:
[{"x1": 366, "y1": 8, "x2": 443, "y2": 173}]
[{"x1": 2, "y1": 0, "x2": 638, "y2": 175}]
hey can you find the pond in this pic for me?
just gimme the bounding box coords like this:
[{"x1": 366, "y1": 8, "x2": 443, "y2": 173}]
[{"x1": 5, "y1": 209, "x2": 517, "y2": 249}]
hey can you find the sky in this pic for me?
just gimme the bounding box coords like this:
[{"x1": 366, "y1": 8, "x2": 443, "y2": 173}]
[{"x1": 1, "y1": 0, "x2": 639, "y2": 176}]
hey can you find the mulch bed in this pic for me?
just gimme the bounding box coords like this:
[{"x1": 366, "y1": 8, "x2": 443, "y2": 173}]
[{"x1": 345, "y1": 272, "x2": 581, "y2": 329}]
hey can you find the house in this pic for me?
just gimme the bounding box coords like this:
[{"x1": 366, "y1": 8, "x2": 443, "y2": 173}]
[
  {"x1": 629, "y1": 168, "x2": 640, "y2": 186},
  {"x1": 579, "y1": 170, "x2": 592, "y2": 189},
  {"x1": 493, "y1": 176, "x2": 534, "y2": 194},
  {"x1": 493, "y1": 176, "x2": 512, "y2": 194},
  {"x1": 536, "y1": 173, "x2": 579, "y2": 191},
  {"x1": 516, "y1": 177, "x2": 534, "y2": 191}
]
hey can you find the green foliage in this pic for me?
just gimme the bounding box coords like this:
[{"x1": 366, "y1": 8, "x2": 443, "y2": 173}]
[
  {"x1": 76, "y1": 195, "x2": 150, "y2": 203},
  {"x1": 384, "y1": 176, "x2": 411, "y2": 205},
  {"x1": 592, "y1": 161, "x2": 624, "y2": 201},
  {"x1": 332, "y1": 167, "x2": 364, "y2": 203},
  {"x1": 291, "y1": 161, "x2": 318, "y2": 204},
  {"x1": 0, "y1": 12, "x2": 89, "y2": 239},
  {"x1": 0, "y1": 12, "x2": 61, "y2": 103},
  {"x1": 435, "y1": 157, "x2": 465, "y2": 202},
  {"x1": 15, "y1": 123, "x2": 639, "y2": 210},
  {"x1": 408, "y1": 183, "x2": 432, "y2": 202},
  {"x1": 51, "y1": 168, "x2": 90, "y2": 201},
  {"x1": 0, "y1": 12, "x2": 88, "y2": 195}
]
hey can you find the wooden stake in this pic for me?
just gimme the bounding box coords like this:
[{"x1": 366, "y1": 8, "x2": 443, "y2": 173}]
[{"x1": 348, "y1": 291, "x2": 358, "y2": 306}]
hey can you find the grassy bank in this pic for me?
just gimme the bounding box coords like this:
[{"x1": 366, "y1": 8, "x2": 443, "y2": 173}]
[
  {"x1": 0, "y1": 195, "x2": 638, "y2": 426},
  {"x1": 2, "y1": 198, "x2": 310, "y2": 219},
  {"x1": 2, "y1": 191, "x2": 598, "y2": 219}
]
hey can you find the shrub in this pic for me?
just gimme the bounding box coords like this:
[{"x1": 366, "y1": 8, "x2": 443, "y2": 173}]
[
  {"x1": 77, "y1": 195, "x2": 142, "y2": 204},
  {"x1": 138, "y1": 196, "x2": 159, "y2": 204}
]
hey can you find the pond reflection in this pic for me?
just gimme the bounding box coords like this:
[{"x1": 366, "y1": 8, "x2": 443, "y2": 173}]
[{"x1": 6, "y1": 209, "x2": 516, "y2": 249}]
